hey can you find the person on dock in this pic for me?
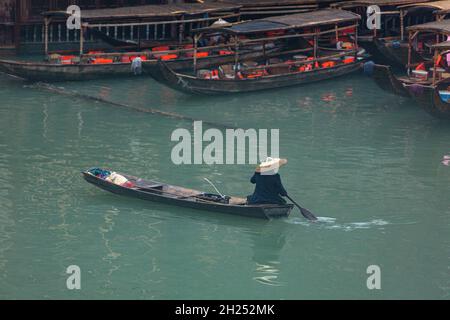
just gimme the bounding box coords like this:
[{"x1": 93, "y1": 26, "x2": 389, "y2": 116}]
[{"x1": 247, "y1": 157, "x2": 288, "y2": 205}]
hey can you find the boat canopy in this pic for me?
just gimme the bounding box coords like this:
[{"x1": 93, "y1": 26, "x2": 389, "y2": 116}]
[
  {"x1": 42, "y1": 2, "x2": 242, "y2": 21},
  {"x1": 194, "y1": 9, "x2": 360, "y2": 35},
  {"x1": 331, "y1": 0, "x2": 433, "y2": 8},
  {"x1": 398, "y1": 0, "x2": 450, "y2": 11},
  {"x1": 398, "y1": 0, "x2": 450, "y2": 16},
  {"x1": 431, "y1": 39, "x2": 450, "y2": 48},
  {"x1": 407, "y1": 19, "x2": 450, "y2": 33}
]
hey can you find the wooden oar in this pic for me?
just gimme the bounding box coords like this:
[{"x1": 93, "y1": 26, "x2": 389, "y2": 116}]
[{"x1": 285, "y1": 195, "x2": 318, "y2": 221}]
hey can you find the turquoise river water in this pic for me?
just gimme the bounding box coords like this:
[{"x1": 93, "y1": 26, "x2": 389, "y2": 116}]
[{"x1": 0, "y1": 67, "x2": 449, "y2": 299}]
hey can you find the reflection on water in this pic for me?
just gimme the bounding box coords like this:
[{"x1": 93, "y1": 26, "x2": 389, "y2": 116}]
[{"x1": 251, "y1": 223, "x2": 287, "y2": 287}]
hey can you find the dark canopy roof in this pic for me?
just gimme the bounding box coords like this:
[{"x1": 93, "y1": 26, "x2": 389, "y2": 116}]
[
  {"x1": 432, "y1": 40, "x2": 450, "y2": 48},
  {"x1": 219, "y1": 0, "x2": 321, "y2": 5},
  {"x1": 197, "y1": 9, "x2": 360, "y2": 34},
  {"x1": 331, "y1": 0, "x2": 433, "y2": 8},
  {"x1": 43, "y1": 3, "x2": 241, "y2": 21},
  {"x1": 398, "y1": 0, "x2": 450, "y2": 11},
  {"x1": 407, "y1": 19, "x2": 450, "y2": 33}
]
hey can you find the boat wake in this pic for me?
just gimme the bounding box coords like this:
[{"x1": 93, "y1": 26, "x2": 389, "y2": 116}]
[{"x1": 285, "y1": 216, "x2": 391, "y2": 231}]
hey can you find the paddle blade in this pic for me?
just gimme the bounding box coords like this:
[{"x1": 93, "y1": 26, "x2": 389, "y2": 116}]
[{"x1": 300, "y1": 206, "x2": 318, "y2": 221}]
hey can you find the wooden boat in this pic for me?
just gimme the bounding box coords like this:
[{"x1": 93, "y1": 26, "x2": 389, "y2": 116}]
[
  {"x1": 370, "y1": 40, "x2": 450, "y2": 119},
  {"x1": 0, "y1": 58, "x2": 140, "y2": 81},
  {"x1": 404, "y1": 79, "x2": 450, "y2": 119},
  {"x1": 331, "y1": 0, "x2": 444, "y2": 67},
  {"x1": 0, "y1": 45, "x2": 276, "y2": 82},
  {"x1": 404, "y1": 40, "x2": 450, "y2": 119},
  {"x1": 82, "y1": 169, "x2": 293, "y2": 219},
  {"x1": 371, "y1": 63, "x2": 413, "y2": 96},
  {"x1": 147, "y1": 57, "x2": 363, "y2": 95},
  {"x1": 0, "y1": 2, "x2": 245, "y2": 82},
  {"x1": 145, "y1": 9, "x2": 365, "y2": 95},
  {"x1": 373, "y1": 37, "x2": 423, "y2": 67}
]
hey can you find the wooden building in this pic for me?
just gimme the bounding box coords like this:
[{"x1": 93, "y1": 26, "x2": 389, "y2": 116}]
[
  {"x1": 0, "y1": 0, "x2": 187, "y2": 54},
  {"x1": 0, "y1": 0, "x2": 346, "y2": 54},
  {"x1": 0, "y1": 0, "x2": 242, "y2": 54}
]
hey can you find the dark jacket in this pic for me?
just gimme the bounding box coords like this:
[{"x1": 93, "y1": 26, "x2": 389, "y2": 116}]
[{"x1": 247, "y1": 172, "x2": 288, "y2": 205}]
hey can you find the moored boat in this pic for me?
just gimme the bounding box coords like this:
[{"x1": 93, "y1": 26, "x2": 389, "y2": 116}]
[
  {"x1": 405, "y1": 40, "x2": 450, "y2": 119},
  {"x1": 331, "y1": 0, "x2": 445, "y2": 67},
  {"x1": 145, "y1": 9, "x2": 366, "y2": 95},
  {"x1": 148, "y1": 57, "x2": 363, "y2": 95},
  {"x1": 82, "y1": 168, "x2": 293, "y2": 219},
  {"x1": 371, "y1": 63, "x2": 414, "y2": 96},
  {"x1": 370, "y1": 39, "x2": 450, "y2": 119},
  {"x1": 0, "y1": 45, "x2": 276, "y2": 82}
]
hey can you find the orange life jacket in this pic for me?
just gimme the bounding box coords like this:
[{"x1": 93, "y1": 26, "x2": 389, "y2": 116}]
[
  {"x1": 152, "y1": 46, "x2": 170, "y2": 52},
  {"x1": 196, "y1": 52, "x2": 209, "y2": 58},
  {"x1": 343, "y1": 57, "x2": 355, "y2": 64},
  {"x1": 416, "y1": 62, "x2": 426, "y2": 71},
  {"x1": 210, "y1": 69, "x2": 219, "y2": 80},
  {"x1": 160, "y1": 54, "x2": 178, "y2": 61},
  {"x1": 322, "y1": 61, "x2": 336, "y2": 68},
  {"x1": 92, "y1": 58, "x2": 113, "y2": 64}
]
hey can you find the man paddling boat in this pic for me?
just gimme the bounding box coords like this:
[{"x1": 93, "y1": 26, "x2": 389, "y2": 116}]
[{"x1": 247, "y1": 157, "x2": 288, "y2": 205}]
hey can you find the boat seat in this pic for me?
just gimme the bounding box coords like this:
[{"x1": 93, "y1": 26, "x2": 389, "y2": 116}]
[
  {"x1": 142, "y1": 183, "x2": 163, "y2": 189},
  {"x1": 135, "y1": 184, "x2": 164, "y2": 192},
  {"x1": 228, "y1": 197, "x2": 247, "y2": 205}
]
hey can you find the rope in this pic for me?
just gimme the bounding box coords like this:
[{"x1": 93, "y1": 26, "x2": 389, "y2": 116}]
[{"x1": 28, "y1": 82, "x2": 238, "y2": 129}]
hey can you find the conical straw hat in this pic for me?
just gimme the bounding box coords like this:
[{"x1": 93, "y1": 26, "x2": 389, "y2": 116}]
[{"x1": 255, "y1": 157, "x2": 287, "y2": 173}]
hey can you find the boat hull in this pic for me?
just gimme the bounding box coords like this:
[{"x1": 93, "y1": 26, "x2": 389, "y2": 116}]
[
  {"x1": 358, "y1": 36, "x2": 421, "y2": 68},
  {"x1": 82, "y1": 172, "x2": 293, "y2": 219},
  {"x1": 149, "y1": 60, "x2": 363, "y2": 95},
  {"x1": 405, "y1": 81, "x2": 450, "y2": 120},
  {"x1": 0, "y1": 59, "x2": 146, "y2": 81},
  {"x1": 0, "y1": 48, "x2": 273, "y2": 82},
  {"x1": 372, "y1": 64, "x2": 410, "y2": 97},
  {"x1": 374, "y1": 39, "x2": 409, "y2": 68}
]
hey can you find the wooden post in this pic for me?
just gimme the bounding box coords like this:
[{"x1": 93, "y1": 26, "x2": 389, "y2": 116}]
[
  {"x1": 407, "y1": 30, "x2": 412, "y2": 74},
  {"x1": 178, "y1": 15, "x2": 185, "y2": 44},
  {"x1": 14, "y1": 0, "x2": 22, "y2": 53},
  {"x1": 313, "y1": 28, "x2": 318, "y2": 63},
  {"x1": 234, "y1": 36, "x2": 239, "y2": 79},
  {"x1": 193, "y1": 33, "x2": 199, "y2": 74},
  {"x1": 138, "y1": 20, "x2": 141, "y2": 50},
  {"x1": 432, "y1": 48, "x2": 438, "y2": 85},
  {"x1": 400, "y1": 10, "x2": 404, "y2": 41},
  {"x1": 263, "y1": 40, "x2": 266, "y2": 61},
  {"x1": 80, "y1": 24, "x2": 84, "y2": 55},
  {"x1": 335, "y1": 24, "x2": 339, "y2": 44},
  {"x1": 44, "y1": 17, "x2": 49, "y2": 56}
]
